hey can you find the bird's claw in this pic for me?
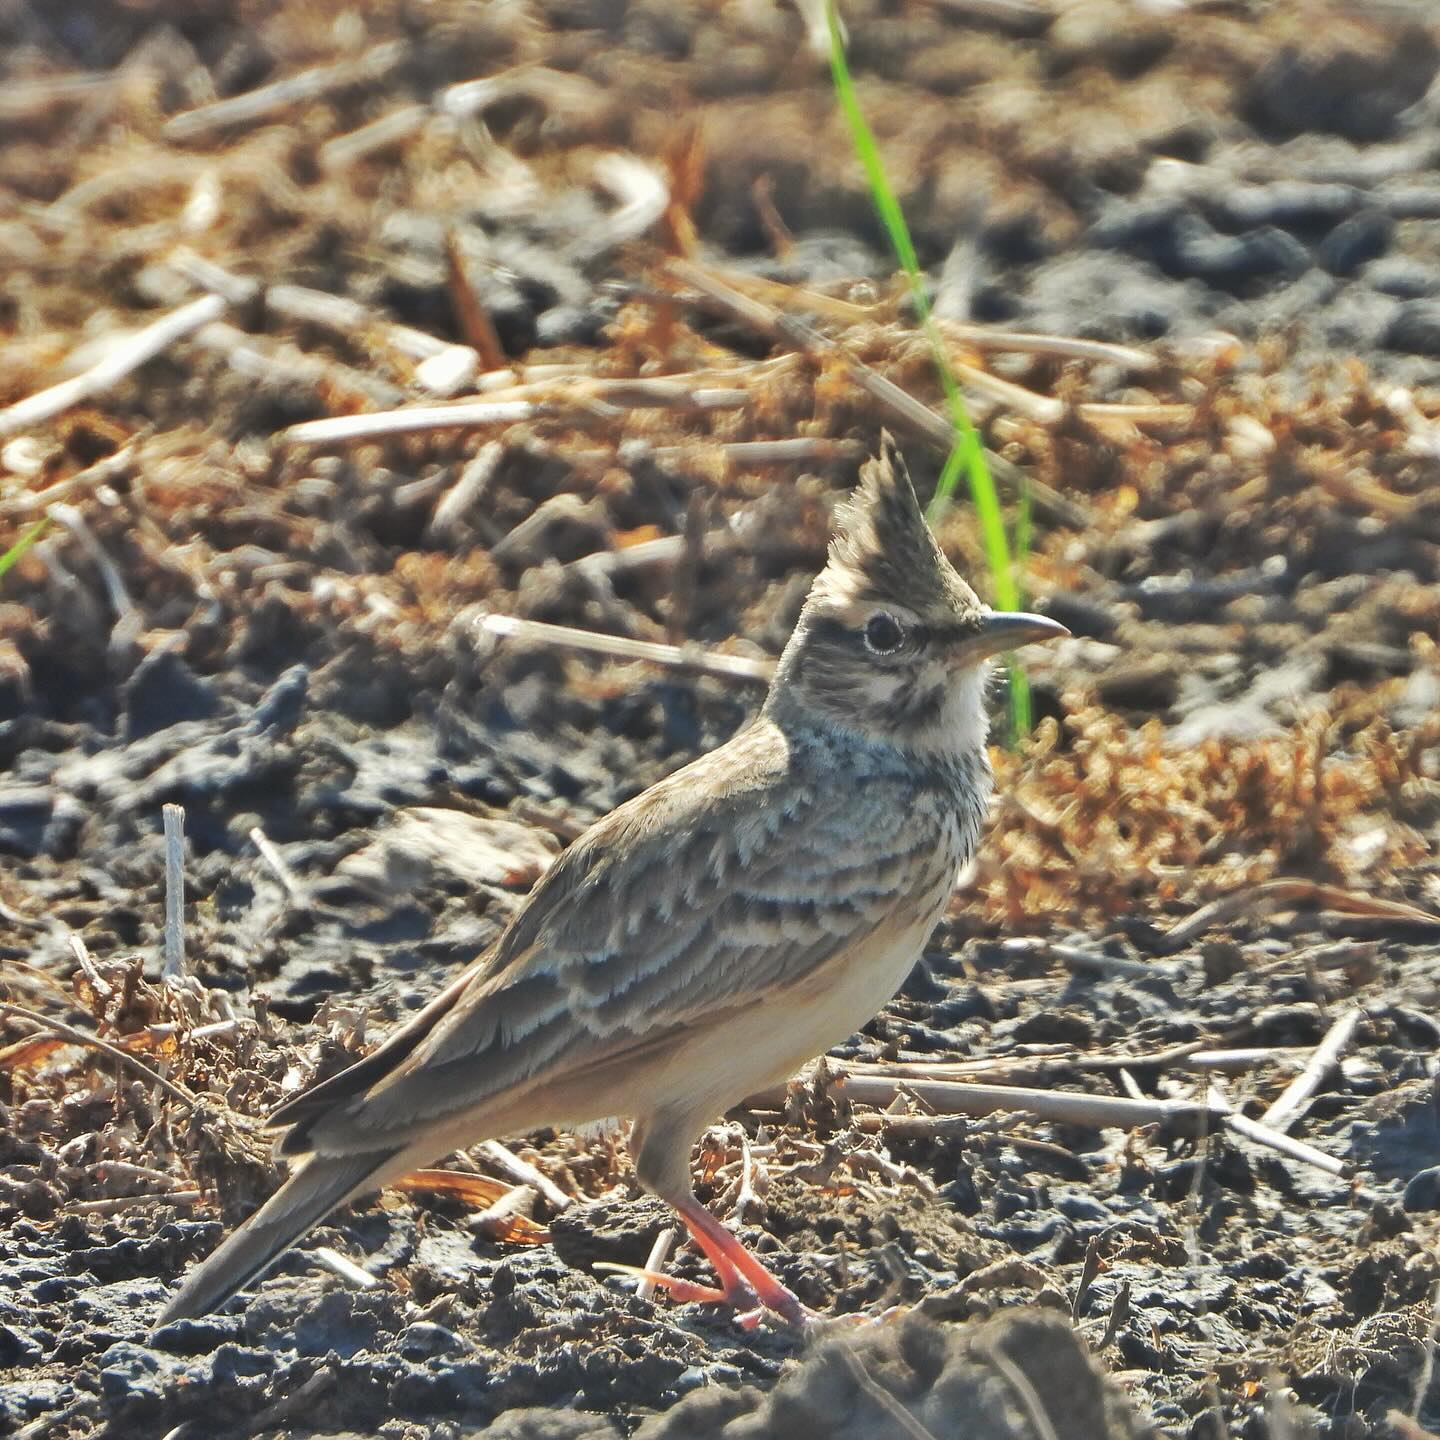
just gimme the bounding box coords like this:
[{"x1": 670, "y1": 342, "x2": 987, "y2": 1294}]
[
  {"x1": 595, "y1": 1261, "x2": 815, "y2": 1330},
  {"x1": 594, "y1": 1261, "x2": 739, "y2": 1308}
]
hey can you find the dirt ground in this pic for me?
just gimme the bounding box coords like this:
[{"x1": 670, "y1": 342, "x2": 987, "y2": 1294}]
[{"x1": 2, "y1": 1, "x2": 1440, "y2": 1437}]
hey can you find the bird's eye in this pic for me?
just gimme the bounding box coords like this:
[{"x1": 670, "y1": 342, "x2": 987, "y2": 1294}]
[{"x1": 863, "y1": 612, "x2": 906, "y2": 654}]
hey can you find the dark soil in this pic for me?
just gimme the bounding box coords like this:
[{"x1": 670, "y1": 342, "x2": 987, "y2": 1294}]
[{"x1": 2, "y1": 3, "x2": 1440, "y2": 1438}]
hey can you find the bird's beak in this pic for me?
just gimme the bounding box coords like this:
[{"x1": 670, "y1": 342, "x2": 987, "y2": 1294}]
[{"x1": 966, "y1": 611, "x2": 1070, "y2": 662}]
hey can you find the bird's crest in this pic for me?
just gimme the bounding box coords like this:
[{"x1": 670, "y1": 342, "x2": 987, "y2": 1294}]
[{"x1": 812, "y1": 433, "x2": 980, "y2": 616}]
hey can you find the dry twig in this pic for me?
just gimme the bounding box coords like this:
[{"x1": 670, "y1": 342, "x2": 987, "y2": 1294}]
[
  {"x1": 0, "y1": 1001, "x2": 200, "y2": 1111},
  {"x1": 478, "y1": 612, "x2": 775, "y2": 685},
  {"x1": 1258, "y1": 1007, "x2": 1364, "y2": 1134},
  {"x1": 312, "y1": 1246, "x2": 380, "y2": 1290},
  {"x1": 162, "y1": 41, "x2": 409, "y2": 142},
  {"x1": 1160, "y1": 880, "x2": 1440, "y2": 952},
  {"x1": 477, "y1": 1139, "x2": 573, "y2": 1214},
  {"x1": 162, "y1": 804, "x2": 187, "y2": 984},
  {"x1": 429, "y1": 441, "x2": 505, "y2": 542},
  {"x1": 0, "y1": 296, "x2": 225, "y2": 439},
  {"x1": 636, "y1": 1227, "x2": 678, "y2": 1303},
  {"x1": 836, "y1": 1072, "x2": 1353, "y2": 1180},
  {"x1": 249, "y1": 826, "x2": 310, "y2": 909}
]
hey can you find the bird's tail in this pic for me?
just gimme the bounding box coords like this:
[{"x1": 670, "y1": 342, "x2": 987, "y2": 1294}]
[{"x1": 155, "y1": 1148, "x2": 399, "y2": 1326}]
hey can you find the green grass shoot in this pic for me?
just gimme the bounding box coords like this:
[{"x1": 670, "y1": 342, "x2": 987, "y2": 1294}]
[
  {"x1": 0, "y1": 516, "x2": 49, "y2": 586},
  {"x1": 823, "y1": 1, "x2": 1032, "y2": 739}
]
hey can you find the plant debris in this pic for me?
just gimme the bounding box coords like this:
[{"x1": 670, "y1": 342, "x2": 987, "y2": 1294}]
[{"x1": 2, "y1": 2, "x2": 1440, "y2": 1437}]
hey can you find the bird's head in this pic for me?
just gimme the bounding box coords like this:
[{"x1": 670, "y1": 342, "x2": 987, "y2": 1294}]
[{"x1": 767, "y1": 435, "x2": 1067, "y2": 757}]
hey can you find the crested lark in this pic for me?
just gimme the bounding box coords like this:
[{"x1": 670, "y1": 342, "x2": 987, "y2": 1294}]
[{"x1": 158, "y1": 435, "x2": 1066, "y2": 1330}]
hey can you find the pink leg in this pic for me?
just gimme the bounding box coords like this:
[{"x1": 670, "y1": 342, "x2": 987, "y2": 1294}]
[
  {"x1": 596, "y1": 1197, "x2": 812, "y2": 1328},
  {"x1": 671, "y1": 1195, "x2": 810, "y2": 1328},
  {"x1": 622, "y1": 1118, "x2": 814, "y2": 1327}
]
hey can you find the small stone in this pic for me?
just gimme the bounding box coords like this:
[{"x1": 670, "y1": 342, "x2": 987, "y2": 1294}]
[
  {"x1": 1096, "y1": 655, "x2": 1180, "y2": 713},
  {"x1": 1055, "y1": 1191, "x2": 1110, "y2": 1224},
  {"x1": 1246, "y1": 25, "x2": 1440, "y2": 144},
  {"x1": 1318, "y1": 211, "x2": 1393, "y2": 276},
  {"x1": 1385, "y1": 299, "x2": 1440, "y2": 355},
  {"x1": 97, "y1": 1341, "x2": 163, "y2": 1400},
  {"x1": 399, "y1": 1321, "x2": 466, "y2": 1359},
  {"x1": 491, "y1": 494, "x2": 613, "y2": 571},
  {"x1": 1402, "y1": 1166, "x2": 1440, "y2": 1213},
  {"x1": 0, "y1": 784, "x2": 53, "y2": 858},
  {"x1": 480, "y1": 1407, "x2": 619, "y2": 1439},
  {"x1": 0, "y1": 1323, "x2": 42, "y2": 1366},
  {"x1": 549, "y1": 1195, "x2": 675, "y2": 1272},
  {"x1": 247, "y1": 663, "x2": 309, "y2": 735},
  {"x1": 414, "y1": 345, "x2": 480, "y2": 397},
  {"x1": 1166, "y1": 217, "x2": 1309, "y2": 284},
  {"x1": 1366, "y1": 258, "x2": 1440, "y2": 299},
  {"x1": 123, "y1": 649, "x2": 219, "y2": 740},
  {"x1": 149, "y1": 1314, "x2": 238, "y2": 1354}
]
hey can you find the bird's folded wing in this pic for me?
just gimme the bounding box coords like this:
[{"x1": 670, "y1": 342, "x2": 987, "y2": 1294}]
[
  {"x1": 291, "y1": 740, "x2": 946, "y2": 1152},
  {"x1": 268, "y1": 961, "x2": 480, "y2": 1144}
]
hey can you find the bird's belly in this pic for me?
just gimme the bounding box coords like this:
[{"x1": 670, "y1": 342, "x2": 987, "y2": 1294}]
[
  {"x1": 772, "y1": 902, "x2": 941, "y2": 1074},
  {"x1": 654, "y1": 890, "x2": 948, "y2": 1119}
]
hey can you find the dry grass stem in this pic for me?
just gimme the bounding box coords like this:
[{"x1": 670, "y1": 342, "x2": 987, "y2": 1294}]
[
  {"x1": 1258, "y1": 1007, "x2": 1364, "y2": 1134},
  {"x1": 0, "y1": 437, "x2": 144, "y2": 517},
  {"x1": 0, "y1": 1000, "x2": 200, "y2": 1111},
  {"x1": 249, "y1": 826, "x2": 310, "y2": 909},
  {"x1": 0, "y1": 71, "x2": 122, "y2": 123},
  {"x1": 319, "y1": 103, "x2": 432, "y2": 172},
  {"x1": 479, "y1": 613, "x2": 775, "y2": 684},
  {"x1": 162, "y1": 40, "x2": 409, "y2": 142},
  {"x1": 1161, "y1": 880, "x2": 1440, "y2": 952},
  {"x1": 838, "y1": 1070, "x2": 1353, "y2": 1180},
  {"x1": 836, "y1": 1073, "x2": 1215, "y2": 1135},
  {"x1": 998, "y1": 936, "x2": 1159, "y2": 980},
  {"x1": 570, "y1": 152, "x2": 669, "y2": 262},
  {"x1": 69, "y1": 1191, "x2": 203, "y2": 1217},
  {"x1": 0, "y1": 295, "x2": 225, "y2": 439},
  {"x1": 283, "y1": 401, "x2": 540, "y2": 447},
  {"x1": 312, "y1": 1246, "x2": 380, "y2": 1290},
  {"x1": 429, "y1": 441, "x2": 506, "y2": 542},
  {"x1": 1207, "y1": 1083, "x2": 1354, "y2": 1179},
  {"x1": 443, "y1": 234, "x2": 509, "y2": 372},
  {"x1": 161, "y1": 804, "x2": 188, "y2": 984},
  {"x1": 949, "y1": 359, "x2": 1065, "y2": 425},
  {"x1": 477, "y1": 1140, "x2": 574, "y2": 1213},
  {"x1": 1183, "y1": 1047, "x2": 1310, "y2": 1075},
  {"x1": 49, "y1": 504, "x2": 133, "y2": 618},
  {"x1": 936, "y1": 320, "x2": 1159, "y2": 370},
  {"x1": 636, "y1": 1226, "x2": 678, "y2": 1303}
]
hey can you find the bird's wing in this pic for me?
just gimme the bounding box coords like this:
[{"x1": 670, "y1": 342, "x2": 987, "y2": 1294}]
[{"x1": 291, "y1": 722, "x2": 948, "y2": 1153}]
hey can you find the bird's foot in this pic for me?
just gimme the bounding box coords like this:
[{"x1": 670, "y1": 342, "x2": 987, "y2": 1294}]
[
  {"x1": 593, "y1": 1262, "x2": 736, "y2": 1309},
  {"x1": 594, "y1": 1262, "x2": 815, "y2": 1331}
]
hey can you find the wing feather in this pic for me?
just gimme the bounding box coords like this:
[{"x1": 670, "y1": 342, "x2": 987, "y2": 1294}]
[{"x1": 295, "y1": 720, "x2": 958, "y2": 1152}]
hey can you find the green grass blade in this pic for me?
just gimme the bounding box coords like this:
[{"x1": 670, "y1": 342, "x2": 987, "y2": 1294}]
[
  {"x1": 824, "y1": 1, "x2": 1031, "y2": 736},
  {"x1": 1008, "y1": 472, "x2": 1034, "y2": 743},
  {"x1": 0, "y1": 516, "x2": 49, "y2": 585}
]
